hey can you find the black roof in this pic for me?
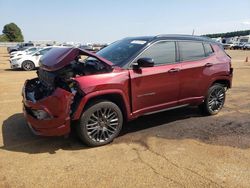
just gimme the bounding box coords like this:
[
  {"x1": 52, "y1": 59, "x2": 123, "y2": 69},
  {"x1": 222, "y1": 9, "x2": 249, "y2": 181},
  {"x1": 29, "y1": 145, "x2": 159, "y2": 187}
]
[
  {"x1": 124, "y1": 34, "x2": 215, "y2": 43},
  {"x1": 154, "y1": 34, "x2": 214, "y2": 43}
]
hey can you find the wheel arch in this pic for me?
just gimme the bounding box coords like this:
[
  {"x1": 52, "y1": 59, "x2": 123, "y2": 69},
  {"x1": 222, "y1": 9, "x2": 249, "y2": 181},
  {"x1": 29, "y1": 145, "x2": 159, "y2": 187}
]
[
  {"x1": 22, "y1": 59, "x2": 35, "y2": 67},
  {"x1": 72, "y1": 90, "x2": 131, "y2": 121},
  {"x1": 211, "y1": 79, "x2": 231, "y2": 89}
]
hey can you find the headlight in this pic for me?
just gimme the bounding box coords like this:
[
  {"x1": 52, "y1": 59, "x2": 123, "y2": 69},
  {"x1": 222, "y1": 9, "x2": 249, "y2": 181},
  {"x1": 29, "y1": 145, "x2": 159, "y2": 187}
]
[
  {"x1": 12, "y1": 58, "x2": 21, "y2": 61},
  {"x1": 31, "y1": 109, "x2": 52, "y2": 120}
]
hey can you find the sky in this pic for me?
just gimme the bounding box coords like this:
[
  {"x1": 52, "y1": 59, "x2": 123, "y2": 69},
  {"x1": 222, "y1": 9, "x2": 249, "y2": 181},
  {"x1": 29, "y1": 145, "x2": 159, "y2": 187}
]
[{"x1": 0, "y1": 0, "x2": 250, "y2": 43}]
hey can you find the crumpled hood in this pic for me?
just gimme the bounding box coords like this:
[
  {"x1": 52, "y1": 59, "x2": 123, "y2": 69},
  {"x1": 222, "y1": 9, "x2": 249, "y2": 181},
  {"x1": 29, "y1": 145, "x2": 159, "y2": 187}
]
[{"x1": 39, "y1": 47, "x2": 113, "y2": 72}]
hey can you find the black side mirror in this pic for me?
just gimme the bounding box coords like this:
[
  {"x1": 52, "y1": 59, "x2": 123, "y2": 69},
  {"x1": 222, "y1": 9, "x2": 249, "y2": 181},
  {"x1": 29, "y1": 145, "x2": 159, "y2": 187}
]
[
  {"x1": 35, "y1": 52, "x2": 40, "y2": 56},
  {"x1": 133, "y1": 58, "x2": 154, "y2": 69}
]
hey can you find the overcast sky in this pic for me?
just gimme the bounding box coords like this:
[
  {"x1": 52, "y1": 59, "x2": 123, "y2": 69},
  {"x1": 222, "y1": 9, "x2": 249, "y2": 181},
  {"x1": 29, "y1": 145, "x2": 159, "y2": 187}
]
[{"x1": 0, "y1": 0, "x2": 250, "y2": 43}]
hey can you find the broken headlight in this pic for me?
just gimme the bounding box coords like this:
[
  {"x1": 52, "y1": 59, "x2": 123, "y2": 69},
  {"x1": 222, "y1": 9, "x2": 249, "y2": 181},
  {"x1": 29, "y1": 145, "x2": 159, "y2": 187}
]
[{"x1": 32, "y1": 109, "x2": 52, "y2": 120}]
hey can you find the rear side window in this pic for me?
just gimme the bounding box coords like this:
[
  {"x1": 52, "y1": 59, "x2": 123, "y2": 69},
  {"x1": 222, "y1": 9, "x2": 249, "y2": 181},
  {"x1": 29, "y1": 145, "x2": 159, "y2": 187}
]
[
  {"x1": 178, "y1": 41, "x2": 205, "y2": 61},
  {"x1": 203, "y1": 43, "x2": 214, "y2": 56},
  {"x1": 137, "y1": 41, "x2": 176, "y2": 65}
]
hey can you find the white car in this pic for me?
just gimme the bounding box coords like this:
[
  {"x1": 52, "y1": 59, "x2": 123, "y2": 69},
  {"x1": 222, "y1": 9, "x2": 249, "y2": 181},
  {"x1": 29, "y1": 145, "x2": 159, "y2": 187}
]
[
  {"x1": 10, "y1": 47, "x2": 52, "y2": 71},
  {"x1": 10, "y1": 47, "x2": 41, "y2": 59},
  {"x1": 243, "y1": 43, "x2": 250, "y2": 50}
]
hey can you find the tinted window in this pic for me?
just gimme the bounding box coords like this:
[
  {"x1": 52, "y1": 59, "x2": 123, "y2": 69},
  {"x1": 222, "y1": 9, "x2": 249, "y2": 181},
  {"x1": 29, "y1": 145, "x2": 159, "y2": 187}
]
[
  {"x1": 137, "y1": 41, "x2": 176, "y2": 65},
  {"x1": 203, "y1": 43, "x2": 214, "y2": 56},
  {"x1": 24, "y1": 43, "x2": 33, "y2": 47},
  {"x1": 96, "y1": 39, "x2": 149, "y2": 65},
  {"x1": 179, "y1": 41, "x2": 205, "y2": 61}
]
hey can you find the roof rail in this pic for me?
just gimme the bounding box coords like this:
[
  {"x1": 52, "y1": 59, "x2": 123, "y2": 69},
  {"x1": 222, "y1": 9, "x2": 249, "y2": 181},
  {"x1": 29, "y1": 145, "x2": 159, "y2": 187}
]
[{"x1": 154, "y1": 34, "x2": 215, "y2": 43}]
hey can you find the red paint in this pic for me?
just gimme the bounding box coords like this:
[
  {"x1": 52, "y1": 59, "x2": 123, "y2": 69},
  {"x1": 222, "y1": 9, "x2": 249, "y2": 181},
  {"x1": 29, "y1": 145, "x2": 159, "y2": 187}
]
[
  {"x1": 23, "y1": 86, "x2": 73, "y2": 136},
  {"x1": 39, "y1": 47, "x2": 113, "y2": 72},
  {"x1": 22, "y1": 39, "x2": 233, "y2": 136}
]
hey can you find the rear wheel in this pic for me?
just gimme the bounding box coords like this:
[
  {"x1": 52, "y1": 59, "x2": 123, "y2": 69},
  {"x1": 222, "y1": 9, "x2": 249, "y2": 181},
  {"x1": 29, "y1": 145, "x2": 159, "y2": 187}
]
[
  {"x1": 22, "y1": 60, "x2": 35, "y2": 71},
  {"x1": 199, "y1": 84, "x2": 226, "y2": 115},
  {"x1": 77, "y1": 100, "x2": 123, "y2": 146}
]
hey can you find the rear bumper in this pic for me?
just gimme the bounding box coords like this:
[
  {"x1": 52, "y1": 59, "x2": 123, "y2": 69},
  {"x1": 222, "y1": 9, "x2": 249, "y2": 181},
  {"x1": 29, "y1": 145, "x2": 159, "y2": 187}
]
[{"x1": 22, "y1": 79, "x2": 74, "y2": 136}]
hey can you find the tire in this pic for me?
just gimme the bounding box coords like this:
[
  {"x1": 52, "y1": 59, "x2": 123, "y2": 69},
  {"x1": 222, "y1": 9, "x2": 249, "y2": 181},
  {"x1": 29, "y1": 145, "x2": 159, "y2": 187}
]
[
  {"x1": 199, "y1": 84, "x2": 226, "y2": 115},
  {"x1": 22, "y1": 60, "x2": 35, "y2": 71},
  {"x1": 77, "y1": 100, "x2": 123, "y2": 147}
]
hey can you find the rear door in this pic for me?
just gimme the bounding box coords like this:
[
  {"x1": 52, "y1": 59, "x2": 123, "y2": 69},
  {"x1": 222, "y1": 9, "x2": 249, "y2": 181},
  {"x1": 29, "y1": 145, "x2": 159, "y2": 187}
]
[
  {"x1": 177, "y1": 41, "x2": 216, "y2": 104},
  {"x1": 129, "y1": 41, "x2": 181, "y2": 115}
]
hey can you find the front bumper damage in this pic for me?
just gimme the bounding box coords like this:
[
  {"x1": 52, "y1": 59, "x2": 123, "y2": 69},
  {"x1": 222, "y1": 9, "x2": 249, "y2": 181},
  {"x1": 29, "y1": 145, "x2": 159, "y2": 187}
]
[{"x1": 22, "y1": 78, "x2": 74, "y2": 136}]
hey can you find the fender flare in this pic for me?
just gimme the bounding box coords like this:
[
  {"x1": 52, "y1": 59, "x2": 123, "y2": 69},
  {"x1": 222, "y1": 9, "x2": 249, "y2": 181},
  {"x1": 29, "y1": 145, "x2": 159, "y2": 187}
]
[
  {"x1": 72, "y1": 89, "x2": 131, "y2": 120},
  {"x1": 208, "y1": 76, "x2": 232, "y2": 88}
]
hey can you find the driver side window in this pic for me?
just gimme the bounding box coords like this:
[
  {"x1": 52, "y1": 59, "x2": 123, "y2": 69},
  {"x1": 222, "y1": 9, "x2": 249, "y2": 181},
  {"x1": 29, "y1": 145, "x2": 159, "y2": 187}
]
[{"x1": 136, "y1": 41, "x2": 176, "y2": 65}]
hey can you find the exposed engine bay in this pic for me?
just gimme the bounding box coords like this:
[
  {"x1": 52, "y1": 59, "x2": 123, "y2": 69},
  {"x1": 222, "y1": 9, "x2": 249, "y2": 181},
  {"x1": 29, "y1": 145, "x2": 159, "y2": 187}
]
[
  {"x1": 25, "y1": 57, "x2": 112, "y2": 117},
  {"x1": 38, "y1": 58, "x2": 109, "y2": 90}
]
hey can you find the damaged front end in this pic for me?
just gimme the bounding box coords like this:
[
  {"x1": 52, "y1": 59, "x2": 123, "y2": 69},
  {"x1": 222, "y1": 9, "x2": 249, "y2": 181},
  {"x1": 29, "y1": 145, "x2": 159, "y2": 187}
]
[
  {"x1": 22, "y1": 47, "x2": 113, "y2": 136},
  {"x1": 23, "y1": 78, "x2": 74, "y2": 136}
]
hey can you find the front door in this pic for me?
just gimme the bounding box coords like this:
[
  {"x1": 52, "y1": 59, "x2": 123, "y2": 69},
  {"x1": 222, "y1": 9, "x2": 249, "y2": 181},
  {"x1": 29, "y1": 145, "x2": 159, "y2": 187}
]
[{"x1": 129, "y1": 41, "x2": 181, "y2": 116}]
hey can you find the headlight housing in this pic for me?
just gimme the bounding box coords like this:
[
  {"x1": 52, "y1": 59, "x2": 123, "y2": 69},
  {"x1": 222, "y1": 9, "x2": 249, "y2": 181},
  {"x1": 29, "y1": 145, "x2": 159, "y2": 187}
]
[
  {"x1": 31, "y1": 109, "x2": 52, "y2": 120},
  {"x1": 12, "y1": 58, "x2": 21, "y2": 61}
]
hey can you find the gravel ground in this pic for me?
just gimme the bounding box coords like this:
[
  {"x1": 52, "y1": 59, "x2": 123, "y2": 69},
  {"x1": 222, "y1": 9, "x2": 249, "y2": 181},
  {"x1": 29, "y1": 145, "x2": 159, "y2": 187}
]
[{"x1": 0, "y1": 47, "x2": 250, "y2": 188}]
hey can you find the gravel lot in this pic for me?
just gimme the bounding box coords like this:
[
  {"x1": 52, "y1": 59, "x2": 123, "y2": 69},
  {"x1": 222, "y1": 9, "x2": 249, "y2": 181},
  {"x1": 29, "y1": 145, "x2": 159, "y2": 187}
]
[{"x1": 0, "y1": 47, "x2": 250, "y2": 188}]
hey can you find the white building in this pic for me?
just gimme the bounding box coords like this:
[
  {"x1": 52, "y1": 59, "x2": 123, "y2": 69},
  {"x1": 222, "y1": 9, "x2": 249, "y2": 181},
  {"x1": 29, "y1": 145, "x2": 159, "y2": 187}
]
[{"x1": 239, "y1": 35, "x2": 250, "y2": 43}]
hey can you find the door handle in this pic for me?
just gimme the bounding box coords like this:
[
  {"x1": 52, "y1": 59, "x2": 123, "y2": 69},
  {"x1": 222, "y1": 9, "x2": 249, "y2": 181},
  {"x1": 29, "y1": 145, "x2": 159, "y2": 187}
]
[
  {"x1": 205, "y1": 63, "x2": 213, "y2": 67},
  {"x1": 168, "y1": 68, "x2": 181, "y2": 73}
]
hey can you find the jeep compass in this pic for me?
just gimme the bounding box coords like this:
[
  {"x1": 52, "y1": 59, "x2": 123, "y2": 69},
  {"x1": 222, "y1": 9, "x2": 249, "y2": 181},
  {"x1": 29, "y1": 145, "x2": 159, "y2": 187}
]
[{"x1": 22, "y1": 35, "x2": 233, "y2": 146}]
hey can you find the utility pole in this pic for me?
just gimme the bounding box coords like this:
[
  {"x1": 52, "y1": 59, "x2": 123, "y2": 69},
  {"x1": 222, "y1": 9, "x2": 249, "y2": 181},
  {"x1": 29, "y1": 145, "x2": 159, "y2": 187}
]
[{"x1": 192, "y1": 29, "x2": 195, "y2": 35}]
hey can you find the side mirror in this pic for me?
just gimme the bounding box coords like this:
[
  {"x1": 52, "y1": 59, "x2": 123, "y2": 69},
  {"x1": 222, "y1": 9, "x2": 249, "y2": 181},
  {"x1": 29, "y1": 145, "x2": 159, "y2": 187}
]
[{"x1": 133, "y1": 58, "x2": 154, "y2": 69}]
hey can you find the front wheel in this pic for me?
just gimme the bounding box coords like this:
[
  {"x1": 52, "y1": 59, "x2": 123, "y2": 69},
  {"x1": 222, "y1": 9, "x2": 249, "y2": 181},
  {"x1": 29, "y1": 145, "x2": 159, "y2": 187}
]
[
  {"x1": 77, "y1": 100, "x2": 123, "y2": 147},
  {"x1": 199, "y1": 84, "x2": 226, "y2": 115},
  {"x1": 22, "y1": 61, "x2": 35, "y2": 71}
]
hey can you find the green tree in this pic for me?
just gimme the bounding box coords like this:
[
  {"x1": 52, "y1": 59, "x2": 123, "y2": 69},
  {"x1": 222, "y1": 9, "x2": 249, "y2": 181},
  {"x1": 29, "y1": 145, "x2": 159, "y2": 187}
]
[
  {"x1": 2, "y1": 23, "x2": 24, "y2": 42},
  {"x1": 204, "y1": 30, "x2": 250, "y2": 38},
  {"x1": 0, "y1": 34, "x2": 9, "y2": 42}
]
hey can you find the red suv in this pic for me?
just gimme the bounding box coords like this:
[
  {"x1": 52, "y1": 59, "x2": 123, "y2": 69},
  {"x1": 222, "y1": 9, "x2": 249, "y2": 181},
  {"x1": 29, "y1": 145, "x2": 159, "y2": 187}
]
[{"x1": 22, "y1": 35, "x2": 233, "y2": 146}]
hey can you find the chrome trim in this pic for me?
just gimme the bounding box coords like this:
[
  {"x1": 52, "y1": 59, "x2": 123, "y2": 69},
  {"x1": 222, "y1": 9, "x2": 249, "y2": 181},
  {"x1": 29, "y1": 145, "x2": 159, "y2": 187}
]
[
  {"x1": 137, "y1": 92, "x2": 156, "y2": 98},
  {"x1": 144, "y1": 104, "x2": 189, "y2": 116}
]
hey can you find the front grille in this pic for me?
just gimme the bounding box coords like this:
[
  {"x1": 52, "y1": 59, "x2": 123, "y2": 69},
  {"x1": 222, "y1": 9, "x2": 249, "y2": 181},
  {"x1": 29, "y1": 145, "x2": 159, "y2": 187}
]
[{"x1": 38, "y1": 69, "x2": 56, "y2": 89}]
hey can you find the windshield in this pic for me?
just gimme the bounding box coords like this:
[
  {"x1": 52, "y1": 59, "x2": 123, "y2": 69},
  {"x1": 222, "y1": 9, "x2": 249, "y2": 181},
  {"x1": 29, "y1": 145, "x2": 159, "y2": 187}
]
[
  {"x1": 27, "y1": 49, "x2": 38, "y2": 55},
  {"x1": 25, "y1": 47, "x2": 35, "y2": 52},
  {"x1": 95, "y1": 38, "x2": 149, "y2": 66}
]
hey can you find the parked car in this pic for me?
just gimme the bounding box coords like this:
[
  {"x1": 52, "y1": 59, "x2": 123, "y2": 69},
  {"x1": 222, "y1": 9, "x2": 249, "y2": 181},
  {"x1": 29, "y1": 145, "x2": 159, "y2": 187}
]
[
  {"x1": 79, "y1": 45, "x2": 96, "y2": 52},
  {"x1": 243, "y1": 43, "x2": 250, "y2": 50},
  {"x1": 223, "y1": 42, "x2": 233, "y2": 50},
  {"x1": 10, "y1": 47, "x2": 52, "y2": 70},
  {"x1": 10, "y1": 47, "x2": 41, "y2": 59},
  {"x1": 7, "y1": 42, "x2": 34, "y2": 53},
  {"x1": 22, "y1": 35, "x2": 233, "y2": 146},
  {"x1": 230, "y1": 42, "x2": 245, "y2": 50}
]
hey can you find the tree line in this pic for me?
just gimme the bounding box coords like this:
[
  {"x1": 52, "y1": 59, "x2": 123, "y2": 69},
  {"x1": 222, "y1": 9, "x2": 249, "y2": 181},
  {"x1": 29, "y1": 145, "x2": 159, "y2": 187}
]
[{"x1": 204, "y1": 30, "x2": 250, "y2": 38}]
